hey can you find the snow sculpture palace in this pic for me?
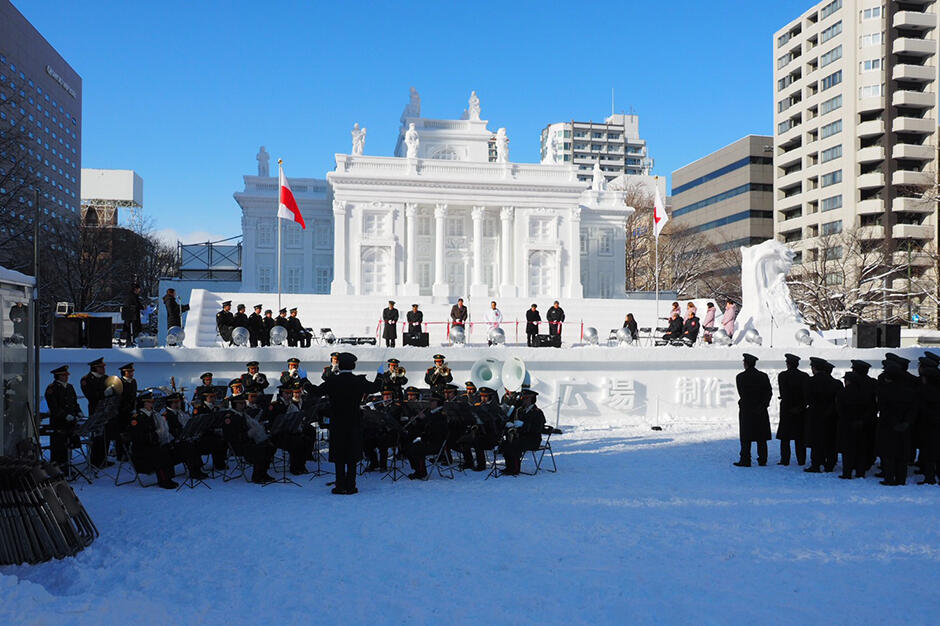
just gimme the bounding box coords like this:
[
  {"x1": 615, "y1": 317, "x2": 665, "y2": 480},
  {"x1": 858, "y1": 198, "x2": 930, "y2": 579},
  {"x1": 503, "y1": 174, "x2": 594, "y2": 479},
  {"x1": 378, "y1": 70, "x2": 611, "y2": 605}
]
[{"x1": 237, "y1": 89, "x2": 635, "y2": 300}]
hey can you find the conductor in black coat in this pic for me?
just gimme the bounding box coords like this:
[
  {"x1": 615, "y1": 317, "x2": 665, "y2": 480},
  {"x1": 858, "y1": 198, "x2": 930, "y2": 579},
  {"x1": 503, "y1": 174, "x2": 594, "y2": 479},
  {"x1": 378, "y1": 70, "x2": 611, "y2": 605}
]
[
  {"x1": 804, "y1": 357, "x2": 843, "y2": 473},
  {"x1": 382, "y1": 301, "x2": 399, "y2": 347},
  {"x1": 45, "y1": 365, "x2": 81, "y2": 467},
  {"x1": 525, "y1": 304, "x2": 541, "y2": 347},
  {"x1": 734, "y1": 353, "x2": 772, "y2": 467},
  {"x1": 776, "y1": 353, "x2": 809, "y2": 466},
  {"x1": 308, "y1": 352, "x2": 381, "y2": 494},
  {"x1": 248, "y1": 304, "x2": 264, "y2": 347}
]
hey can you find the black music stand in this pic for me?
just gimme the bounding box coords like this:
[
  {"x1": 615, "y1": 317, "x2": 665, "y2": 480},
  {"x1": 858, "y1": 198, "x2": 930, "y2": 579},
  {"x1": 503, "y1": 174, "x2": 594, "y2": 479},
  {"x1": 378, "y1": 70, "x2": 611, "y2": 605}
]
[
  {"x1": 76, "y1": 401, "x2": 117, "y2": 481},
  {"x1": 175, "y1": 412, "x2": 221, "y2": 490},
  {"x1": 305, "y1": 397, "x2": 333, "y2": 479},
  {"x1": 266, "y1": 411, "x2": 304, "y2": 487}
]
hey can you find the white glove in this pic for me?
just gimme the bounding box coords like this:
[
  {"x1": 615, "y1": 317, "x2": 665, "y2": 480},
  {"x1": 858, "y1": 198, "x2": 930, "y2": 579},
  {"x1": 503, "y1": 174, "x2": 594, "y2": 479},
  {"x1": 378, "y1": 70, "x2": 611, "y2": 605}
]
[
  {"x1": 505, "y1": 421, "x2": 514, "y2": 428},
  {"x1": 412, "y1": 437, "x2": 421, "y2": 444}
]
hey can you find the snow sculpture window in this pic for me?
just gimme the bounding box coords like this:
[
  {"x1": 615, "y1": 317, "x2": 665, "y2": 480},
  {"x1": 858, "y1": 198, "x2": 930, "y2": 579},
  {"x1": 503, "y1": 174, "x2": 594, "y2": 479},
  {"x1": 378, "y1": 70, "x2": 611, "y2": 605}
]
[
  {"x1": 418, "y1": 262, "x2": 431, "y2": 289},
  {"x1": 284, "y1": 223, "x2": 303, "y2": 248},
  {"x1": 599, "y1": 229, "x2": 613, "y2": 255},
  {"x1": 447, "y1": 217, "x2": 464, "y2": 237},
  {"x1": 528, "y1": 251, "x2": 554, "y2": 297},
  {"x1": 313, "y1": 219, "x2": 332, "y2": 248},
  {"x1": 580, "y1": 228, "x2": 588, "y2": 255},
  {"x1": 483, "y1": 219, "x2": 497, "y2": 238},
  {"x1": 417, "y1": 216, "x2": 432, "y2": 236},
  {"x1": 447, "y1": 263, "x2": 465, "y2": 294},
  {"x1": 286, "y1": 267, "x2": 303, "y2": 293},
  {"x1": 256, "y1": 219, "x2": 274, "y2": 247},
  {"x1": 363, "y1": 212, "x2": 386, "y2": 238},
  {"x1": 315, "y1": 267, "x2": 331, "y2": 293},
  {"x1": 257, "y1": 266, "x2": 273, "y2": 292},
  {"x1": 432, "y1": 146, "x2": 458, "y2": 160},
  {"x1": 529, "y1": 216, "x2": 553, "y2": 241},
  {"x1": 361, "y1": 247, "x2": 389, "y2": 295}
]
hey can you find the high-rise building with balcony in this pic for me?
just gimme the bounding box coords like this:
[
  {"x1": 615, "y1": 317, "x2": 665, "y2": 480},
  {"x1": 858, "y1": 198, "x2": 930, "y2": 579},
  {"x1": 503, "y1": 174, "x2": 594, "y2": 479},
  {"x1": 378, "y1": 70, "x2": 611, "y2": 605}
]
[
  {"x1": 540, "y1": 113, "x2": 653, "y2": 184},
  {"x1": 773, "y1": 0, "x2": 939, "y2": 292}
]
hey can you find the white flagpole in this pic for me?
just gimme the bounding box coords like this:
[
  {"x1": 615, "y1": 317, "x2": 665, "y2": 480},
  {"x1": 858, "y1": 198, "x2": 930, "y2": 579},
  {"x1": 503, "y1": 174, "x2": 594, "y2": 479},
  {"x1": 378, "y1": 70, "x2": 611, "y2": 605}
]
[
  {"x1": 277, "y1": 159, "x2": 283, "y2": 312},
  {"x1": 655, "y1": 222, "x2": 659, "y2": 325}
]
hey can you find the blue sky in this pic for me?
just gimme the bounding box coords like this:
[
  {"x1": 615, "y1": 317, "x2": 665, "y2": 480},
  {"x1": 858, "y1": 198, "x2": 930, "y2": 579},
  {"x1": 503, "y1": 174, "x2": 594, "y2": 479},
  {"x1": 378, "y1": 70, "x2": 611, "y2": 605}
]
[{"x1": 14, "y1": 0, "x2": 811, "y2": 243}]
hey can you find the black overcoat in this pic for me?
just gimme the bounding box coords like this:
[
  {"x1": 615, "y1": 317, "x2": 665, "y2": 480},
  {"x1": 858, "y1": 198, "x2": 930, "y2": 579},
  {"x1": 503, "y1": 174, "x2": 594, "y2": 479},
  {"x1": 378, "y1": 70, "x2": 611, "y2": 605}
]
[
  {"x1": 525, "y1": 309, "x2": 541, "y2": 335},
  {"x1": 736, "y1": 367, "x2": 772, "y2": 441},
  {"x1": 382, "y1": 307, "x2": 399, "y2": 339},
  {"x1": 804, "y1": 372, "x2": 843, "y2": 447},
  {"x1": 776, "y1": 368, "x2": 809, "y2": 440},
  {"x1": 309, "y1": 372, "x2": 381, "y2": 463}
]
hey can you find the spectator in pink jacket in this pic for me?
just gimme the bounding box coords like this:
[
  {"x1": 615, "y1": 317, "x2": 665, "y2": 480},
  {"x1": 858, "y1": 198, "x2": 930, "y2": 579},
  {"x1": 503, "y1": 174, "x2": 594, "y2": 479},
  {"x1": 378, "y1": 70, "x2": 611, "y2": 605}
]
[
  {"x1": 702, "y1": 302, "x2": 716, "y2": 343},
  {"x1": 722, "y1": 299, "x2": 737, "y2": 337}
]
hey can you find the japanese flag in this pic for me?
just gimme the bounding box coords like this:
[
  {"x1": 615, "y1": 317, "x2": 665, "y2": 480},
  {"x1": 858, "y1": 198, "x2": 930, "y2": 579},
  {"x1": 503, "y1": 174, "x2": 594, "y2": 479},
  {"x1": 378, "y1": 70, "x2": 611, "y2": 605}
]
[
  {"x1": 653, "y1": 185, "x2": 668, "y2": 238},
  {"x1": 278, "y1": 161, "x2": 305, "y2": 229}
]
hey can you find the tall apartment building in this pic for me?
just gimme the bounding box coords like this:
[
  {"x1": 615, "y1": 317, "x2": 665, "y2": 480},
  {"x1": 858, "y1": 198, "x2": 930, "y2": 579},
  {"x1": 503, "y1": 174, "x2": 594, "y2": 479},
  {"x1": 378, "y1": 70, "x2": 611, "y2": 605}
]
[
  {"x1": 0, "y1": 0, "x2": 82, "y2": 231},
  {"x1": 773, "y1": 0, "x2": 939, "y2": 283},
  {"x1": 672, "y1": 136, "x2": 775, "y2": 248},
  {"x1": 540, "y1": 113, "x2": 653, "y2": 184}
]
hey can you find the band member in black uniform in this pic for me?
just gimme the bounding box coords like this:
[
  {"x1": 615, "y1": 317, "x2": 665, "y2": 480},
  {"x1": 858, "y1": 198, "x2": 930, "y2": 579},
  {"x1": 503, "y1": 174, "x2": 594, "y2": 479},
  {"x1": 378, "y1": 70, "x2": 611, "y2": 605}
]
[
  {"x1": 248, "y1": 304, "x2": 264, "y2": 347},
  {"x1": 457, "y1": 385, "x2": 499, "y2": 471},
  {"x1": 916, "y1": 354, "x2": 940, "y2": 485},
  {"x1": 126, "y1": 392, "x2": 182, "y2": 489},
  {"x1": 164, "y1": 392, "x2": 227, "y2": 473},
  {"x1": 443, "y1": 384, "x2": 459, "y2": 403},
  {"x1": 240, "y1": 361, "x2": 269, "y2": 394},
  {"x1": 280, "y1": 357, "x2": 313, "y2": 394},
  {"x1": 876, "y1": 354, "x2": 918, "y2": 486},
  {"x1": 322, "y1": 352, "x2": 340, "y2": 381},
  {"x1": 804, "y1": 357, "x2": 842, "y2": 473},
  {"x1": 275, "y1": 308, "x2": 290, "y2": 340},
  {"x1": 306, "y1": 352, "x2": 382, "y2": 494},
  {"x1": 402, "y1": 392, "x2": 448, "y2": 480},
  {"x1": 404, "y1": 386, "x2": 421, "y2": 404},
  {"x1": 776, "y1": 353, "x2": 809, "y2": 466},
  {"x1": 233, "y1": 304, "x2": 250, "y2": 335},
  {"x1": 216, "y1": 300, "x2": 234, "y2": 345},
  {"x1": 499, "y1": 388, "x2": 545, "y2": 475},
  {"x1": 227, "y1": 379, "x2": 246, "y2": 405},
  {"x1": 81, "y1": 357, "x2": 111, "y2": 467},
  {"x1": 546, "y1": 300, "x2": 565, "y2": 344},
  {"x1": 287, "y1": 307, "x2": 311, "y2": 348},
  {"x1": 220, "y1": 393, "x2": 276, "y2": 484},
  {"x1": 45, "y1": 365, "x2": 81, "y2": 467},
  {"x1": 381, "y1": 358, "x2": 408, "y2": 399},
  {"x1": 261, "y1": 309, "x2": 275, "y2": 346},
  {"x1": 363, "y1": 387, "x2": 401, "y2": 472},
  {"x1": 407, "y1": 304, "x2": 423, "y2": 336},
  {"x1": 382, "y1": 300, "x2": 399, "y2": 347},
  {"x1": 262, "y1": 384, "x2": 313, "y2": 475},
  {"x1": 193, "y1": 372, "x2": 215, "y2": 403},
  {"x1": 425, "y1": 354, "x2": 452, "y2": 394},
  {"x1": 462, "y1": 381, "x2": 479, "y2": 405},
  {"x1": 116, "y1": 363, "x2": 139, "y2": 459},
  {"x1": 525, "y1": 304, "x2": 540, "y2": 347},
  {"x1": 733, "y1": 353, "x2": 772, "y2": 467}
]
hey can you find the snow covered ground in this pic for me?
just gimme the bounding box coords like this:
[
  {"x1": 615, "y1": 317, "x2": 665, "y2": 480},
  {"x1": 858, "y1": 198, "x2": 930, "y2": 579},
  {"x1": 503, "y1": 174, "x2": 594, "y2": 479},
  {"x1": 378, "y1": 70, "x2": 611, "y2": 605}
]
[{"x1": 2, "y1": 411, "x2": 939, "y2": 625}]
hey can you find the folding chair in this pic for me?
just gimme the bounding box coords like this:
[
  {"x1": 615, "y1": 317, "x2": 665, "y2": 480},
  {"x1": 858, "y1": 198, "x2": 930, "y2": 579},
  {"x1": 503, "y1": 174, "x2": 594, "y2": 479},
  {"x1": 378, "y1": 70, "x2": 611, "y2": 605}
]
[
  {"x1": 638, "y1": 327, "x2": 653, "y2": 346},
  {"x1": 520, "y1": 426, "x2": 562, "y2": 475}
]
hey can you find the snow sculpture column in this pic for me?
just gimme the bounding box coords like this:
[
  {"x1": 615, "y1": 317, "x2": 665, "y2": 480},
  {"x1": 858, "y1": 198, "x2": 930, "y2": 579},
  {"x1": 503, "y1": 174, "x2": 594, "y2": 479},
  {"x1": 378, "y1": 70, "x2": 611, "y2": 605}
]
[
  {"x1": 403, "y1": 203, "x2": 419, "y2": 296},
  {"x1": 330, "y1": 200, "x2": 351, "y2": 295},
  {"x1": 499, "y1": 206, "x2": 517, "y2": 297},
  {"x1": 470, "y1": 206, "x2": 487, "y2": 298},
  {"x1": 568, "y1": 207, "x2": 583, "y2": 299},
  {"x1": 432, "y1": 203, "x2": 449, "y2": 298}
]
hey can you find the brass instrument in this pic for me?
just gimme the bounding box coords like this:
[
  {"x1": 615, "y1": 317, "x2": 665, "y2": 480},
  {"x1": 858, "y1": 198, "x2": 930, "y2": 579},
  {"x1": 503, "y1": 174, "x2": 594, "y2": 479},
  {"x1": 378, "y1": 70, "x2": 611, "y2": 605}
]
[{"x1": 388, "y1": 365, "x2": 407, "y2": 381}]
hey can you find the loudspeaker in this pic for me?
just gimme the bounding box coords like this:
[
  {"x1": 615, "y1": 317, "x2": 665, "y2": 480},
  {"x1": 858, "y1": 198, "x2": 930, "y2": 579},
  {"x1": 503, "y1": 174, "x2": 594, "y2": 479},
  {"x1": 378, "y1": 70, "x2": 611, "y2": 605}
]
[
  {"x1": 535, "y1": 334, "x2": 554, "y2": 347},
  {"x1": 880, "y1": 323, "x2": 901, "y2": 348},
  {"x1": 550, "y1": 334, "x2": 561, "y2": 348},
  {"x1": 52, "y1": 317, "x2": 84, "y2": 348},
  {"x1": 85, "y1": 317, "x2": 112, "y2": 349},
  {"x1": 407, "y1": 332, "x2": 429, "y2": 347},
  {"x1": 853, "y1": 323, "x2": 878, "y2": 349}
]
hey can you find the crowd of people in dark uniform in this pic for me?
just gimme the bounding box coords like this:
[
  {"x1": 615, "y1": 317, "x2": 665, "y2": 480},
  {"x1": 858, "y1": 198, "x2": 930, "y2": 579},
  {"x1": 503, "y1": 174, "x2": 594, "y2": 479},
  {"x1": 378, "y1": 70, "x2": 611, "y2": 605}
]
[
  {"x1": 44, "y1": 352, "x2": 550, "y2": 493},
  {"x1": 216, "y1": 301, "x2": 311, "y2": 347},
  {"x1": 735, "y1": 351, "x2": 940, "y2": 486}
]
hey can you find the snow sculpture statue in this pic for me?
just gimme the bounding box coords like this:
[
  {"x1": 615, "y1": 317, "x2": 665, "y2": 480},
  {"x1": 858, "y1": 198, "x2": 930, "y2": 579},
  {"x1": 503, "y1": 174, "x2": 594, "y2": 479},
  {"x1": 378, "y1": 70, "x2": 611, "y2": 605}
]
[
  {"x1": 733, "y1": 239, "x2": 829, "y2": 347},
  {"x1": 256, "y1": 146, "x2": 270, "y2": 177},
  {"x1": 495, "y1": 128, "x2": 509, "y2": 163},
  {"x1": 591, "y1": 161, "x2": 606, "y2": 192},
  {"x1": 468, "y1": 91, "x2": 481, "y2": 121},
  {"x1": 404, "y1": 123, "x2": 419, "y2": 158},
  {"x1": 351, "y1": 123, "x2": 366, "y2": 155}
]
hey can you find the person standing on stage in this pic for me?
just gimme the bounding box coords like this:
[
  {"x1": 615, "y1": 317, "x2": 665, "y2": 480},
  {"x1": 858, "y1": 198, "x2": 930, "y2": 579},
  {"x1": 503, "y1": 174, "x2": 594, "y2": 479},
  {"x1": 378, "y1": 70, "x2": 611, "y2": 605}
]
[
  {"x1": 122, "y1": 283, "x2": 144, "y2": 347},
  {"x1": 216, "y1": 300, "x2": 234, "y2": 346},
  {"x1": 248, "y1": 304, "x2": 264, "y2": 347},
  {"x1": 485, "y1": 301, "x2": 502, "y2": 346},
  {"x1": 525, "y1": 303, "x2": 541, "y2": 347},
  {"x1": 407, "y1": 304, "x2": 423, "y2": 337},
  {"x1": 261, "y1": 309, "x2": 275, "y2": 346},
  {"x1": 733, "y1": 353, "x2": 772, "y2": 467},
  {"x1": 450, "y1": 298, "x2": 468, "y2": 330},
  {"x1": 45, "y1": 365, "x2": 81, "y2": 468},
  {"x1": 382, "y1": 300, "x2": 399, "y2": 347},
  {"x1": 163, "y1": 288, "x2": 182, "y2": 329},
  {"x1": 776, "y1": 354, "x2": 808, "y2": 466},
  {"x1": 308, "y1": 352, "x2": 382, "y2": 494},
  {"x1": 546, "y1": 301, "x2": 565, "y2": 346}
]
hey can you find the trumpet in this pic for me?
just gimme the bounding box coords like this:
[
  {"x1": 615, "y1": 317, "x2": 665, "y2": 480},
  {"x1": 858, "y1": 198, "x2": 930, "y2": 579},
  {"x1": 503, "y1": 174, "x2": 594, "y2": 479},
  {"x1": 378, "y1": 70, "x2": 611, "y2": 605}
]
[
  {"x1": 388, "y1": 366, "x2": 407, "y2": 381},
  {"x1": 434, "y1": 362, "x2": 451, "y2": 376}
]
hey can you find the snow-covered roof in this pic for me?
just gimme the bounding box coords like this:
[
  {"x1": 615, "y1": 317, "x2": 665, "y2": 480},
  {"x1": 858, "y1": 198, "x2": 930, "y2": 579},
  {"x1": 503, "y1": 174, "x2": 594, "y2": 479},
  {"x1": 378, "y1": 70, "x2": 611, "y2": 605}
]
[{"x1": 0, "y1": 265, "x2": 35, "y2": 287}]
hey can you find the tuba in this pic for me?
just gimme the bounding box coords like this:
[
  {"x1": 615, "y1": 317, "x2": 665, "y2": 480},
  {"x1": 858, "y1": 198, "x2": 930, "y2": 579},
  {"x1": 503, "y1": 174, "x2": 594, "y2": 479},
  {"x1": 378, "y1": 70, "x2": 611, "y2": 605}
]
[
  {"x1": 469, "y1": 358, "x2": 502, "y2": 392},
  {"x1": 500, "y1": 357, "x2": 529, "y2": 392}
]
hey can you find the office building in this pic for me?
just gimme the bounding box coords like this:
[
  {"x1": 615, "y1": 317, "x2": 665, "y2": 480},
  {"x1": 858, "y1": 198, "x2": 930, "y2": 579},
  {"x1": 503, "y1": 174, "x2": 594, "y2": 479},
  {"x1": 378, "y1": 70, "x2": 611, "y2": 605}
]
[
  {"x1": 540, "y1": 113, "x2": 653, "y2": 183},
  {"x1": 773, "y1": 0, "x2": 939, "y2": 280},
  {"x1": 671, "y1": 135, "x2": 775, "y2": 251},
  {"x1": 0, "y1": 0, "x2": 82, "y2": 233}
]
